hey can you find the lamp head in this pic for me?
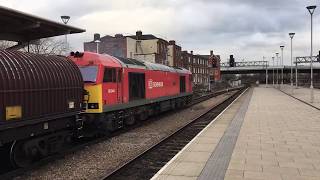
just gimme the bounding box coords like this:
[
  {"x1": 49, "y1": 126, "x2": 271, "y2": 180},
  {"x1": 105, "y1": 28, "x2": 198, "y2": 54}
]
[
  {"x1": 280, "y1": 45, "x2": 285, "y2": 49},
  {"x1": 289, "y1": 32, "x2": 295, "y2": 39},
  {"x1": 306, "y1": 5, "x2": 316, "y2": 15},
  {"x1": 61, "y1": 16, "x2": 70, "y2": 24}
]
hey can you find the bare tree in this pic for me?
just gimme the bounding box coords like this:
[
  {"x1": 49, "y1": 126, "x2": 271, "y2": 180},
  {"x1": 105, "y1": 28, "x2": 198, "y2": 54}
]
[
  {"x1": 23, "y1": 38, "x2": 70, "y2": 55},
  {"x1": 0, "y1": 38, "x2": 69, "y2": 55}
]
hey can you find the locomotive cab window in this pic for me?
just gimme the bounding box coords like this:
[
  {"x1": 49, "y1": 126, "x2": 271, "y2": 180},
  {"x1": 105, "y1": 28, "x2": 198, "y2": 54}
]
[{"x1": 103, "y1": 68, "x2": 116, "y2": 82}]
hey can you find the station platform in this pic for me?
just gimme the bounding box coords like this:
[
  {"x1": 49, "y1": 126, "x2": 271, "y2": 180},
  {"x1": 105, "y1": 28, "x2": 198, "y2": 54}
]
[
  {"x1": 279, "y1": 84, "x2": 320, "y2": 109},
  {"x1": 151, "y1": 87, "x2": 320, "y2": 180}
]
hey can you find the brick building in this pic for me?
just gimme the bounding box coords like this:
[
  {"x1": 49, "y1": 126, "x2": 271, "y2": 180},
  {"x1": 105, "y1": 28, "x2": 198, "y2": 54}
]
[
  {"x1": 83, "y1": 34, "x2": 127, "y2": 57},
  {"x1": 127, "y1": 31, "x2": 169, "y2": 65},
  {"x1": 181, "y1": 50, "x2": 210, "y2": 86},
  {"x1": 201, "y1": 50, "x2": 221, "y2": 82},
  {"x1": 167, "y1": 40, "x2": 182, "y2": 67}
]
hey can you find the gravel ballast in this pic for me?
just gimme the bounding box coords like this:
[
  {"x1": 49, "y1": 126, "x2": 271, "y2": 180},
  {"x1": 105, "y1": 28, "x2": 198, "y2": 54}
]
[{"x1": 15, "y1": 92, "x2": 236, "y2": 180}]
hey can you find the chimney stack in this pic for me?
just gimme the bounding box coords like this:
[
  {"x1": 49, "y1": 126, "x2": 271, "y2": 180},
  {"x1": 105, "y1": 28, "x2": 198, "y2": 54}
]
[
  {"x1": 210, "y1": 50, "x2": 213, "y2": 56},
  {"x1": 169, "y1": 40, "x2": 176, "y2": 45},
  {"x1": 115, "y1": 34, "x2": 123, "y2": 38},
  {"x1": 94, "y1": 33, "x2": 100, "y2": 41},
  {"x1": 190, "y1": 50, "x2": 193, "y2": 54},
  {"x1": 136, "y1": 30, "x2": 142, "y2": 39}
]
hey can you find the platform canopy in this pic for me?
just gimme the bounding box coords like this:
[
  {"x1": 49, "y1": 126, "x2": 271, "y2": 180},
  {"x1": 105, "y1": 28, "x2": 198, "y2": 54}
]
[{"x1": 0, "y1": 5, "x2": 85, "y2": 43}]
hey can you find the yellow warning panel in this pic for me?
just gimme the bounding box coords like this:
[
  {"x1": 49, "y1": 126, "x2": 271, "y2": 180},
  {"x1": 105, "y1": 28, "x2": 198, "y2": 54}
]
[{"x1": 6, "y1": 106, "x2": 22, "y2": 120}]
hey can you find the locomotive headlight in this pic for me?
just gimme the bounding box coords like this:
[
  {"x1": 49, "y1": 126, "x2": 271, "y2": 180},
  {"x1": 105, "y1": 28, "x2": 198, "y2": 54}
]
[{"x1": 88, "y1": 103, "x2": 99, "y2": 109}]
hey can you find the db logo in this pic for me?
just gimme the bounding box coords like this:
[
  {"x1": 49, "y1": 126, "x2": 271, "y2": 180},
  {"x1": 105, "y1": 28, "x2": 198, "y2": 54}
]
[
  {"x1": 148, "y1": 79, "x2": 163, "y2": 89},
  {"x1": 148, "y1": 79, "x2": 153, "y2": 89},
  {"x1": 108, "y1": 89, "x2": 115, "y2": 93}
]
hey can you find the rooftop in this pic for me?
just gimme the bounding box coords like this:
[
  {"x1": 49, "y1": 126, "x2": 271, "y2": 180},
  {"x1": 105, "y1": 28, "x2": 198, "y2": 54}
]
[{"x1": 0, "y1": 5, "x2": 85, "y2": 43}]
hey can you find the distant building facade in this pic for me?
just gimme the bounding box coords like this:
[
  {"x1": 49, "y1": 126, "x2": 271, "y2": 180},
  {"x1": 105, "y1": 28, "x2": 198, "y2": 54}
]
[
  {"x1": 180, "y1": 50, "x2": 221, "y2": 86},
  {"x1": 128, "y1": 31, "x2": 169, "y2": 65},
  {"x1": 83, "y1": 31, "x2": 220, "y2": 87},
  {"x1": 84, "y1": 31, "x2": 180, "y2": 65},
  {"x1": 83, "y1": 34, "x2": 127, "y2": 57},
  {"x1": 201, "y1": 50, "x2": 221, "y2": 82},
  {"x1": 167, "y1": 40, "x2": 182, "y2": 67},
  {"x1": 180, "y1": 50, "x2": 209, "y2": 86}
]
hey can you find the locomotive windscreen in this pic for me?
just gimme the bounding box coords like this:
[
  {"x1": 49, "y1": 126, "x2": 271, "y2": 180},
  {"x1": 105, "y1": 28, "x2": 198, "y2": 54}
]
[{"x1": 79, "y1": 66, "x2": 98, "y2": 82}]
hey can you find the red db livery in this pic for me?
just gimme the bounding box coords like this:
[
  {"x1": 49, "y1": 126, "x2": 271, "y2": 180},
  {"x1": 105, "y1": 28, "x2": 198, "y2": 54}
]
[{"x1": 69, "y1": 52, "x2": 192, "y2": 132}]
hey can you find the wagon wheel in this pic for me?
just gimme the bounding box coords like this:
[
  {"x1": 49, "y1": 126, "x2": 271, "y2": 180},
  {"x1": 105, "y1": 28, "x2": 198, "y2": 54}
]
[
  {"x1": 10, "y1": 141, "x2": 34, "y2": 168},
  {"x1": 138, "y1": 111, "x2": 148, "y2": 121},
  {"x1": 125, "y1": 116, "x2": 135, "y2": 126}
]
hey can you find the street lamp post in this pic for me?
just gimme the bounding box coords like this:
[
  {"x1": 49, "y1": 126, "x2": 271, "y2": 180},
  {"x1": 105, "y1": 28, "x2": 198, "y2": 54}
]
[
  {"x1": 263, "y1": 56, "x2": 268, "y2": 86},
  {"x1": 295, "y1": 59, "x2": 298, "y2": 88},
  {"x1": 276, "y1": 52, "x2": 279, "y2": 88},
  {"x1": 61, "y1": 15, "x2": 70, "y2": 50},
  {"x1": 289, "y1": 33, "x2": 295, "y2": 94},
  {"x1": 307, "y1": 5, "x2": 316, "y2": 103},
  {"x1": 280, "y1": 45, "x2": 284, "y2": 87},
  {"x1": 94, "y1": 40, "x2": 101, "y2": 54},
  {"x1": 272, "y1": 57, "x2": 275, "y2": 86},
  {"x1": 266, "y1": 62, "x2": 268, "y2": 87}
]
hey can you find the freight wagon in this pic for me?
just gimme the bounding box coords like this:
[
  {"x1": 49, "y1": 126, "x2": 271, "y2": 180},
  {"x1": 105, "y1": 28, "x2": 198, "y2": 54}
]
[{"x1": 0, "y1": 50, "x2": 84, "y2": 167}]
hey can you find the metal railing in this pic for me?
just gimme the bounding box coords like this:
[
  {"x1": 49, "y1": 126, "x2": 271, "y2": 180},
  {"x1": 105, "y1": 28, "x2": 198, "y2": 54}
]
[{"x1": 220, "y1": 61, "x2": 268, "y2": 68}]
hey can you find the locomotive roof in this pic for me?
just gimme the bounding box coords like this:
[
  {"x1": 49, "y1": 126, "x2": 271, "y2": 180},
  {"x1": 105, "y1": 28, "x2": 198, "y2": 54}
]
[
  {"x1": 70, "y1": 52, "x2": 191, "y2": 74},
  {"x1": 114, "y1": 56, "x2": 146, "y2": 67},
  {"x1": 69, "y1": 52, "x2": 122, "y2": 68},
  {"x1": 113, "y1": 56, "x2": 190, "y2": 74}
]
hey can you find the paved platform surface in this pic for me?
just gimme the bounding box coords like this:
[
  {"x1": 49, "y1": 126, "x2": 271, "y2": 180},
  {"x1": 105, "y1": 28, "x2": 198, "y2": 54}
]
[
  {"x1": 279, "y1": 84, "x2": 320, "y2": 109},
  {"x1": 151, "y1": 87, "x2": 320, "y2": 180}
]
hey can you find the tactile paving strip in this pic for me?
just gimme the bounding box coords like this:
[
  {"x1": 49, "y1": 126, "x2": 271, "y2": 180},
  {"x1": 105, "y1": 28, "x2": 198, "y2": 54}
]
[{"x1": 198, "y1": 89, "x2": 253, "y2": 180}]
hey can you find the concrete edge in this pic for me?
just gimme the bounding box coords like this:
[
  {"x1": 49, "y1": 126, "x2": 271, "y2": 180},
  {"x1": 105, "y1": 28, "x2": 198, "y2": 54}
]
[{"x1": 278, "y1": 87, "x2": 320, "y2": 111}]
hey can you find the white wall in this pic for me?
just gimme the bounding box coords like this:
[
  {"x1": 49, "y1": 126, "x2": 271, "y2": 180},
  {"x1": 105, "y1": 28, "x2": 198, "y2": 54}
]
[
  {"x1": 126, "y1": 37, "x2": 136, "y2": 58},
  {"x1": 167, "y1": 45, "x2": 174, "y2": 66}
]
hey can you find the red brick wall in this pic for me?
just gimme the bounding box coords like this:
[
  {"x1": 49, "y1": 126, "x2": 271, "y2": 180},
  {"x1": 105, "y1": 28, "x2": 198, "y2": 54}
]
[
  {"x1": 155, "y1": 39, "x2": 169, "y2": 64},
  {"x1": 84, "y1": 36, "x2": 127, "y2": 58}
]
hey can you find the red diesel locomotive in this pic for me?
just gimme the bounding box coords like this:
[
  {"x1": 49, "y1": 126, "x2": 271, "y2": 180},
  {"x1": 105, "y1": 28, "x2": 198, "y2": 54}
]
[{"x1": 69, "y1": 51, "x2": 193, "y2": 132}]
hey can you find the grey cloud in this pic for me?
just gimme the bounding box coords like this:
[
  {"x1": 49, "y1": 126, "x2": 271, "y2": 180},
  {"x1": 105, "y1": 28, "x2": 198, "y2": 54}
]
[{"x1": 1, "y1": 0, "x2": 319, "y2": 62}]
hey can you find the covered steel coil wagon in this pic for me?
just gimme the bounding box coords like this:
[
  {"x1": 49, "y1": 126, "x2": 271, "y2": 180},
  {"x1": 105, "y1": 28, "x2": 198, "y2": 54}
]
[{"x1": 0, "y1": 50, "x2": 84, "y2": 167}]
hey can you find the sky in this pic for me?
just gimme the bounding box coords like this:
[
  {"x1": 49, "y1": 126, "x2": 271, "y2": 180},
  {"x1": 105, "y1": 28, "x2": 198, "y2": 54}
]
[{"x1": 1, "y1": 0, "x2": 320, "y2": 64}]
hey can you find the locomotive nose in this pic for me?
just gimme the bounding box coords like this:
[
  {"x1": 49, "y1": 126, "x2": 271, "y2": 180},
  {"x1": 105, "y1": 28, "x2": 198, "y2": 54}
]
[{"x1": 82, "y1": 89, "x2": 90, "y2": 111}]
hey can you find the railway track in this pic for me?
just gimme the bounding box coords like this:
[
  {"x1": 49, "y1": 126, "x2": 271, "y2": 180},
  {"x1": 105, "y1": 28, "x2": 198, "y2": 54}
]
[
  {"x1": 101, "y1": 87, "x2": 246, "y2": 180},
  {"x1": 0, "y1": 87, "x2": 244, "y2": 179}
]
